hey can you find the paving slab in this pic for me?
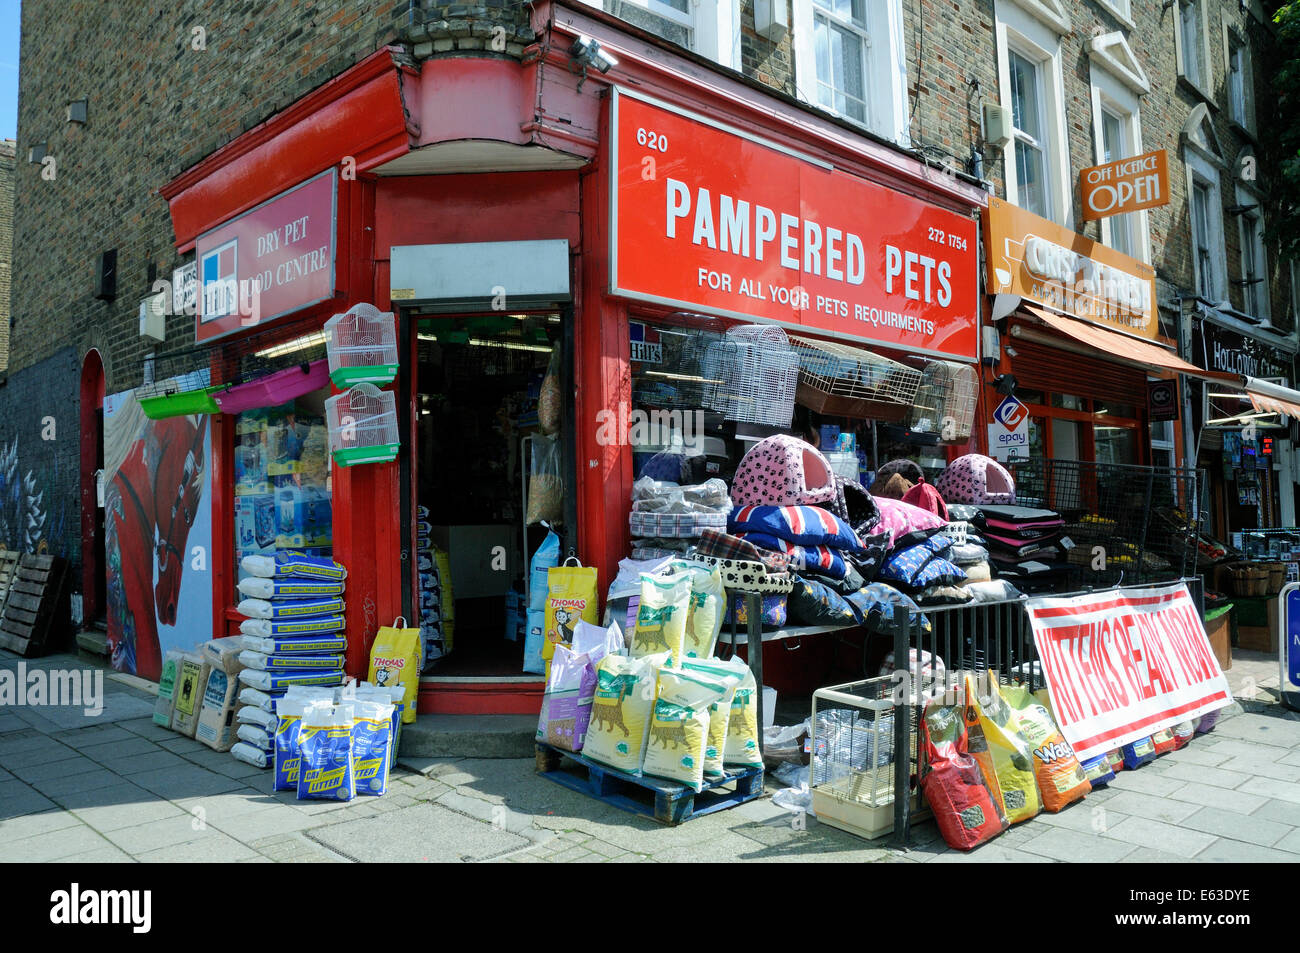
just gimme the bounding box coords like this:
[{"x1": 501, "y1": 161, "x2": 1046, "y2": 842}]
[
  {"x1": 49, "y1": 846, "x2": 136, "y2": 863},
  {"x1": 1106, "y1": 769, "x2": 1186, "y2": 797},
  {"x1": 32, "y1": 767, "x2": 136, "y2": 800},
  {"x1": 68, "y1": 788, "x2": 185, "y2": 834},
  {"x1": 1192, "y1": 838, "x2": 1298, "y2": 863},
  {"x1": 1214, "y1": 754, "x2": 1300, "y2": 784},
  {"x1": 4, "y1": 822, "x2": 116, "y2": 861},
  {"x1": 1157, "y1": 761, "x2": 1252, "y2": 790},
  {"x1": 119, "y1": 717, "x2": 175, "y2": 742},
  {"x1": 1165, "y1": 782, "x2": 1269, "y2": 816},
  {"x1": 1180, "y1": 805, "x2": 1293, "y2": 848},
  {"x1": 0, "y1": 808, "x2": 85, "y2": 844},
  {"x1": 1103, "y1": 790, "x2": 1201, "y2": 824},
  {"x1": 1239, "y1": 775, "x2": 1300, "y2": 805},
  {"x1": 9, "y1": 754, "x2": 104, "y2": 785},
  {"x1": 1019, "y1": 827, "x2": 1137, "y2": 863},
  {"x1": 1250, "y1": 798, "x2": 1300, "y2": 826},
  {"x1": 104, "y1": 812, "x2": 246, "y2": 855},
  {"x1": 308, "y1": 801, "x2": 531, "y2": 862},
  {"x1": 125, "y1": 764, "x2": 246, "y2": 799},
  {"x1": 79, "y1": 736, "x2": 165, "y2": 764},
  {"x1": 48, "y1": 725, "x2": 138, "y2": 750},
  {"x1": 1099, "y1": 816, "x2": 1220, "y2": 859},
  {"x1": 1273, "y1": 827, "x2": 1300, "y2": 855}
]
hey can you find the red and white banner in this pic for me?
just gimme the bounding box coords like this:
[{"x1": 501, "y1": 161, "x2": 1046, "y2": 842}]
[{"x1": 1025, "y1": 584, "x2": 1232, "y2": 761}]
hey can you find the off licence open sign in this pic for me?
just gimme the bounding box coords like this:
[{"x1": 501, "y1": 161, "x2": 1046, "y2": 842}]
[
  {"x1": 1080, "y1": 148, "x2": 1169, "y2": 222},
  {"x1": 610, "y1": 88, "x2": 980, "y2": 362}
]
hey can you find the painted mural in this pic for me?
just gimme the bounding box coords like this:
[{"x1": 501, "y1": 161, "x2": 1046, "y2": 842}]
[
  {"x1": 103, "y1": 390, "x2": 213, "y2": 681},
  {"x1": 0, "y1": 437, "x2": 50, "y2": 553}
]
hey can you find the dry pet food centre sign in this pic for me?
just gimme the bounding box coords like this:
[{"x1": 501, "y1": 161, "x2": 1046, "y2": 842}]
[{"x1": 609, "y1": 88, "x2": 981, "y2": 363}]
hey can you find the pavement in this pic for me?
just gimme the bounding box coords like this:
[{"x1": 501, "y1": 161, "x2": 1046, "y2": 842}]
[{"x1": 1, "y1": 647, "x2": 1297, "y2": 863}]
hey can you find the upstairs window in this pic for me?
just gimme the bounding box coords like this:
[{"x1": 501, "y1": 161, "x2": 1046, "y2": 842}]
[{"x1": 1009, "y1": 49, "x2": 1051, "y2": 220}]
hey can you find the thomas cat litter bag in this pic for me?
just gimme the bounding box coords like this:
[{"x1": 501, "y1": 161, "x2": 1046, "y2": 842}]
[
  {"x1": 962, "y1": 672, "x2": 1040, "y2": 823},
  {"x1": 582, "y1": 652, "x2": 669, "y2": 775},
  {"x1": 920, "y1": 698, "x2": 1007, "y2": 850},
  {"x1": 1002, "y1": 684, "x2": 1089, "y2": 812},
  {"x1": 641, "y1": 668, "x2": 730, "y2": 792},
  {"x1": 629, "y1": 571, "x2": 691, "y2": 659},
  {"x1": 368, "y1": 620, "x2": 420, "y2": 724}
]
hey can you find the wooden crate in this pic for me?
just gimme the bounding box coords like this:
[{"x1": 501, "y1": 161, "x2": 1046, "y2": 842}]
[
  {"x1": 535, "y1": 742, "x2": 764, "y2": 825},
  {"x1": 0, "y1": 548, "x2": 18, "y2": 621},
  {"x1": 0, "y1": 554, "x2": 70, "y2": 657}
]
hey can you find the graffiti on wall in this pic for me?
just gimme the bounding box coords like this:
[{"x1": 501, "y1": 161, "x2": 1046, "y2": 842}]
[
  {"x1": 104, "y1": 391, "x2": 213, "y2": 681},
  {"x1": 0, "y1": 436, "x2": 73, "y2": 560}
]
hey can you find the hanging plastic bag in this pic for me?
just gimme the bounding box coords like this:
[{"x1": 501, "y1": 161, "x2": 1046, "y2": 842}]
[
  {"x1": 962, "y1": 672, "x2": 1040, "y2": 823},
  {"x1": 529, "y1": 527, "x2": 561, "y2": 612},
  {"x1": 920, "y1": 697, "x2": 1008, "y2": 850},
  {"x1": 527, "y1": 435, "x2": 563, "y2": 525},
  {"x1": 539, "y1": 346, "x2": 562, "y2": 435},
  {"x1": 543, "y1": 558, "x2": 599, "y2": 665},
  {"x1": 367, "y1": 618, "x2": 420, "y2": 724}
]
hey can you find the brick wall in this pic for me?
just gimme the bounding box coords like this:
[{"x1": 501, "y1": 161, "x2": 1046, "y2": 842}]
[
  {"x1": 0, "y1": 140, "x2": 12, "y2": 374},
  {"x1": 740, "y1": 0, "x2": 795, "y2": 94}
]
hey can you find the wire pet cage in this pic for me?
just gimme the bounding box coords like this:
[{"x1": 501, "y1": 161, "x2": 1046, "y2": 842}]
[
  {"x1": 325, "y1": 383, "x2": 400, "y2": 467},
  {"x1": 909, "y1": 360, "x2": 977, "y2": 441},
  {"x1": 325, "y1": 303, "x2": 399, "y2": 388},
  {"x1": 790, "y1": 337, "x2": 922, "y2": 422},
  {"x1": 701, "y1": 324, "x2": 799, "y2": 427},
  {"x1": 632, "y1": 327, "x2": 728, "y2": 411}
]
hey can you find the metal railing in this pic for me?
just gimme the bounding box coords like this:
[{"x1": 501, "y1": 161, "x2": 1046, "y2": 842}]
[{"x1": 887, "y1": 576, "x2": 1205, "y2": 847}]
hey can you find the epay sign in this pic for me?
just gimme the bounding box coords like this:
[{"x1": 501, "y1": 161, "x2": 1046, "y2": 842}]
[{"x1": 988, "y1": 394, "x2": 1029, "y2": 461}]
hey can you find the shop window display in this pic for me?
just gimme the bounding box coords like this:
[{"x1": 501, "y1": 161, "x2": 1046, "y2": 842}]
[{"x1": 234, "y1": 390, "x2": 333, "y2": 599}]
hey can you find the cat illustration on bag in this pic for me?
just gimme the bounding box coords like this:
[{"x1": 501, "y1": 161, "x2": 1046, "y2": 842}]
[
  {"x1": 589, "y1": 697, "x2": 630, "y2": 737},
  {"x1": 650, "y1": 719, "x2": 689, "y2": 750}
]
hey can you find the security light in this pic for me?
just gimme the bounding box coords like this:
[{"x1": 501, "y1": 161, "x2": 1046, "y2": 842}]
[{"x1": 570, "y1": 35, "x2": 617, "y2": 74}]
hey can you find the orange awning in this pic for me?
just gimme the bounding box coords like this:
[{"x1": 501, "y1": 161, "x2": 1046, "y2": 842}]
[{"x1": 1022, "y1": 304, "x2": 1244, "y2": 385}]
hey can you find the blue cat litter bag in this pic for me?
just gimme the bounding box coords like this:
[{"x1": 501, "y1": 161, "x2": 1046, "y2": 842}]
[
  {"x1": 1121, "y1": 735, "x2": 1157, "y2": 770},
  {"x1": 238, "y1": 577, "x2": 346, "y2": 600},
  {"x1": 238, "y1": 650, "x2": 345, "y2": 671},
  {"x1": 529, "y1": 530, "x2": 561, "y2": 612},
  {"x1": 240, "y1": 634, "x2": 348, "y2": 656},
  {"x1": 241, "y1": 551, "x2": 348, "y2": 581},
  {"x1": 297, "y1": 704, "x2": 356, "y2": 801},
  {"x1": 352, "y1": 701, "x2": 395, "y2": 796},
  {"x1": 239, "y1": 615, "x2": 346, "y2": 639},
  {"x1": 523, "y1": 608, "x2": 546, "y2": 675},
  {"x1": 237, "y1": 597, "x2": 346, "y2": 620},
  {"x1": 1079, "y1": 753, "x2": 1115, "y2": 788},
  {"x1": 238, "y1": 668, "x2": 345, "y2": 692},
  {"x1": 273, "y1": 701, "x2": 308, "y2": 792}
]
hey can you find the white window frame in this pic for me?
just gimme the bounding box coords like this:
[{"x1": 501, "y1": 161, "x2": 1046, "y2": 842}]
[
  {"x1": 1149, "y1": 403, "x2": 1177, "y2": 471},
  {"x1": 1186, "y1": 153, "x2": 1225, "y2": 303},
  {"x1": 1088, "y1": 33, "x2": 1151, "y2": 263},
  {"x1": 1223, "y1": 23, "x2": 1255, "y2": 134},
  {"x1": 792, "y1": 0, "x2": 909, "y2": 144},
  {"x1": 579, "y1": 0, "x2": 740, "y2": 71},
  {"x1": 1096, "y1": 0, "x2": 1135, "y2": 33},
  {"x1": 996, "y1": 0, "x2": 1071, "y2": 226},
  {"x1": 1236, "y1": 182, "x2": 1269, "y2": 324},
  {"x1": 1173, "y1": 0, "x2": 1213, "y2": 102}
]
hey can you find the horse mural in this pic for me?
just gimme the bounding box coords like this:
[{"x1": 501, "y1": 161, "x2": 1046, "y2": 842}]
[{"x1": 106, "y1": 415, "x2": 208, "y2": 681}]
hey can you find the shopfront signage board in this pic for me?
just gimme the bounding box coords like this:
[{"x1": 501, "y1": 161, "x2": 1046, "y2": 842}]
[
  {"x1": 195, "y1": 168, "x2": 338, "y2": 342},
  {"x1": 983, "y1": 196, "x2": 1158, "y2": 340},
  {"x1": 1280, "y1": 584, "x2": 1300, "y2": 711},
  {"x1": 609, "y1": 87, "x2": 980, "y2": 363},
  {"x1": 1025, "y1": 583, "x2": 1233, "y2": 760},
  {"x1": 988, "y1": 393, "x2": 1029, "y2": 461},
  {"x1": 1079, "y1": 148, "x2": 1169, "y2": 222}
]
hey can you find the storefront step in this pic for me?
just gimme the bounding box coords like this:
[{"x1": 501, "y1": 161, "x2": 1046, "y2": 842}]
[
  {"x1": 397, "y1": 714, "x2": 539, "y2": 760},
  {"x1": 75, "y1": 627, "x2": 109, "y2": 658}
]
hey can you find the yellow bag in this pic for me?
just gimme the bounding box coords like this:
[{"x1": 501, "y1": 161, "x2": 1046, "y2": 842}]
[
  {"x1": 724, "y1": 665, "x2": 764, "y2": 768},
  {"x1": 677, "y1": 656, "x2": 746, "y2": 777},
  {"x1": 962, "y1": 672, "x2": 1040, "y2": 823},
  {"x1": 630, "y1": 571, "x2": 691, "y2": 658},
  {"x1": 543, "y1": 560, "x2": 599, "y2": 663},
  {"x1": 668, "y1": 562, "x2": 726, "y2": 659},
  {"x1": 643, "y1": 669, "x2": 730, "y2": 792},
  {"x1": 583, "y1": 652, "x2": 669, "y2": 775},
  {"x1": 368, "y1": 618, "x2": 420, "y2": 724}
]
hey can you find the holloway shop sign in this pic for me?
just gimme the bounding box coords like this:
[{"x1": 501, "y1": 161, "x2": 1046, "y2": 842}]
[
  {"x1": 1194, "y1": 320, "x2": 1293, "y2": 385},
  {"x1": 608, "y1": 87, "x2": 980, "y2": 363},
  {"x1": 195, "y1": 168, "x2": 338, "y2": 342}
]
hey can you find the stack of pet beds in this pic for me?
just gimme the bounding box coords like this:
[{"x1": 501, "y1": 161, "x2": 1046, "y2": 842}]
[{"x1": 628, "y1": 476, "x2": 732, "y2": 560}]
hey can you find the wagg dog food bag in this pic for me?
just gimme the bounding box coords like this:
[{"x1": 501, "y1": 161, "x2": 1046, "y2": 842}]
[
  {"x1": 630, "y1": 571, "x2": 691, "y2": 659},
  {"x1": 962, "y1": 672, "x2": 1041, "y2": 823},
  {"x1": 1002, "y1": 684, "x2": 1089, "y2": 812},
  {"x1": 642, "y1": 669, "x2": 729, "y2": 792},
  {"x1": 582, "y1": 652, "x2": 669, "y2": 775}
]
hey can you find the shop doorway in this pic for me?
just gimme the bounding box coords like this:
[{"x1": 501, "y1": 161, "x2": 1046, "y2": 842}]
[
  {"x1": 406, "y1": 311, "x2": 573, "y2": 678},
  {"x1": 79, "y1": 349, "x2": 106, "y2": 627}
]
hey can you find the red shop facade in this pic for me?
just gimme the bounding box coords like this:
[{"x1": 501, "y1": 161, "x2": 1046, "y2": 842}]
[{"x1": 159, "y1": 0, "x2": 988, "y2": 715}]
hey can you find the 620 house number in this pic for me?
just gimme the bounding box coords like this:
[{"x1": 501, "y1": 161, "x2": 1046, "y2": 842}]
[{"x1": 637, "y1": 128, "x2": 668, "y2": 152}]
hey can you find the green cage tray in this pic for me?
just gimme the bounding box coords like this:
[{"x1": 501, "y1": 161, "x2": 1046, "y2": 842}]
[
  {"x1": 138, "y1": 385, "x2": 225, "y2": 420},
  {"x1": 332, "y1": 444, "x2": 400, "y2": 467},
  {"x1": 329, "y1": 366, "x2": 398, "y2": 389}
]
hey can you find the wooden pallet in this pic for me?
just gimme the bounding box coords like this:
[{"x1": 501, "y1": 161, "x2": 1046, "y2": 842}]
[
  {"x1": 0, "y1": 549, "x2": 18, "y2": 620},
  {"x1": 535, "y1": 742, "x2": 765, "y2": 825},
  {"x1": 0, "y1": 554, "x2": 69, "y2": 657}
]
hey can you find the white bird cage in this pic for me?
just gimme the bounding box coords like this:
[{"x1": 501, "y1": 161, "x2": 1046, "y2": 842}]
[
  {"x1": 810, "y1": 676, "x2": 924, "y2": 841},
  {"x1": 790, "y1": 337, "x2": 923, "y2": 422},
  {"x1": 910, "y1": 360, "x2": 977, "y2": 442},
  {"x1": 701, "y1": 324, "x2": 799, "y2": 427},
  {"x1": 325, "y1": 383, "x2": 400, "y2": 467},
  {"x1": 324, "y1": 303, "x2": 399, "y2": 388}
]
